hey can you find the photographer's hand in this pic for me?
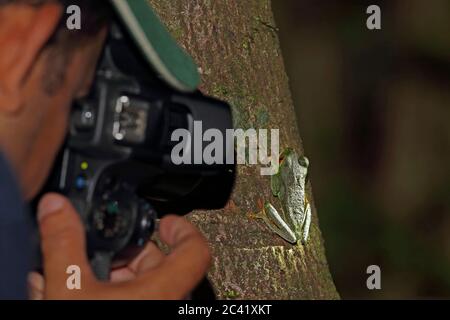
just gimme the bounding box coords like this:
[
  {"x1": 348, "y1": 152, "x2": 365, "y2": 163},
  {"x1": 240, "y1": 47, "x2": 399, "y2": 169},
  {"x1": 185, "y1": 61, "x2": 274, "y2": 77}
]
[{"x1": 28, "y1": 193, "x2": 211, "y2": 300}]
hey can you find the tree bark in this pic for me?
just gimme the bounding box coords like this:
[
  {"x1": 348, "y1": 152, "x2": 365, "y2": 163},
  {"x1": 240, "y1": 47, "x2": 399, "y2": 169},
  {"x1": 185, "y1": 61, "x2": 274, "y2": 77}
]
[{"x1": 149, "y1": 0, "x2": 339, "y2": 299}]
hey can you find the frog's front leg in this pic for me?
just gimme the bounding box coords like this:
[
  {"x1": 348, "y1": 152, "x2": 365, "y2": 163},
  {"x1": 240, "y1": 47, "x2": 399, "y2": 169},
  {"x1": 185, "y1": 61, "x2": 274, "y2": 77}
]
[{"x1": 301, "y1": 199, "x2": 312, "y2": 245}]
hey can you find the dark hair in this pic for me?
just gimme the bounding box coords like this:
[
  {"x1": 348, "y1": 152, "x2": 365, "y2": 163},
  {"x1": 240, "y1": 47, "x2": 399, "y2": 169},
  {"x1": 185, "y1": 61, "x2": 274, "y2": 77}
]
[
  {"x1": 0, "y1": 0, "x2": 112, "y2": 94},
  {"x1": 0, "y1": 0, "x2": 112, "y2": 42},
  {"x1": 53, "y1": 0, "x2": 112, "y2": 45}
]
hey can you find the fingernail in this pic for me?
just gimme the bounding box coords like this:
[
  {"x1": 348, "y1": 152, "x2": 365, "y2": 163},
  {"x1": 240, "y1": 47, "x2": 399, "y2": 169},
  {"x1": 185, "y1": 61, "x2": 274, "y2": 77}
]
[{"x1": 37, "y1": 194, "x2": 65, "y2": 221}]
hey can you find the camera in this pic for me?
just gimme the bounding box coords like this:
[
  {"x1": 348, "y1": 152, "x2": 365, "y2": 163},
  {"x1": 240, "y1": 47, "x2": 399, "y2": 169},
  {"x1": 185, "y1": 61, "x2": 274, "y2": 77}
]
[{"x1": 35, "y1": 23, "x2": 235, "y2": 279}]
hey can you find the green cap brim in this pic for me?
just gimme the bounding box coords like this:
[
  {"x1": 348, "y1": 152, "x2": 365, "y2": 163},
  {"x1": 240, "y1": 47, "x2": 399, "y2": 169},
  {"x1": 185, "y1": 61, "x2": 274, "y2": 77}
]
[{"x1": 110, "y1": 0, "x2": 200, "y2": 92}]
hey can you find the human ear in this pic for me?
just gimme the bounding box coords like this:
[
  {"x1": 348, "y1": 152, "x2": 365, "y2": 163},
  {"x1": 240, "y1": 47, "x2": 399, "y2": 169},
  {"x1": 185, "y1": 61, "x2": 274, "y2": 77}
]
[{"x1": 0, "y1": 3, "x2": 63, "y2": 113}]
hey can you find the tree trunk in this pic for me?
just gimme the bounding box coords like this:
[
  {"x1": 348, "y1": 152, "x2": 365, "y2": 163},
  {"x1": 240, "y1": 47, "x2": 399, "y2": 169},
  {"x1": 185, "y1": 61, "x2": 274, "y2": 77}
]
[{"x1": 149, "y1": 0, "x2": 339, "y2": 299}]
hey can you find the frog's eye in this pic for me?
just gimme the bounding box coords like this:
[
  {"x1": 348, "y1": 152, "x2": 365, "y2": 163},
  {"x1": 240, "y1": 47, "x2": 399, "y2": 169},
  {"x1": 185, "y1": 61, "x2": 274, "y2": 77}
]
[{"x1": 298, "y1": 156, "x2": 309, "y2": 168}]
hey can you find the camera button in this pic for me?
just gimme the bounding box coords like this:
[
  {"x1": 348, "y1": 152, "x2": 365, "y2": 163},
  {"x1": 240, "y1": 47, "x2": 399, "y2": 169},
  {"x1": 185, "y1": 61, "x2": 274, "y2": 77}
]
[{"x1": 75, "y1": 174, "x2": 88, "y2": 191}]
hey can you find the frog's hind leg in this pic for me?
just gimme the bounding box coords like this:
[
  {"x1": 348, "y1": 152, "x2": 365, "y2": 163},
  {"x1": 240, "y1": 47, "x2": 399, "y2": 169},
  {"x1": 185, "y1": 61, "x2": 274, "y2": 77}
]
[
  {"x1": 264, "y1": 203, "x2": 297, "y2": 244},
  {"x1": 247, "y1": 198, "x2": 265, "y2": 220},
  {"x1": 301, "y1": 201, "x2": 312, "y2": 245}
]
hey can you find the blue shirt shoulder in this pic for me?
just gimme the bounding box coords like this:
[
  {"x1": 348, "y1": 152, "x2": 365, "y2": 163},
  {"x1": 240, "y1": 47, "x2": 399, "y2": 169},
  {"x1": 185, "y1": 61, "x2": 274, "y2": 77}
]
[{"x1": 0, "y1": 152, "x2": 31, "y2": 300}]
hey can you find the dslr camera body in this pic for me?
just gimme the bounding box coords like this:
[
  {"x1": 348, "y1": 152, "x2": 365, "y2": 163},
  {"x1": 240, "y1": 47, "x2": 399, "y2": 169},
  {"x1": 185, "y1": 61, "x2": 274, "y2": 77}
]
[{"x1": 38, "y1": 23, "x2": 235, "y2": 279}]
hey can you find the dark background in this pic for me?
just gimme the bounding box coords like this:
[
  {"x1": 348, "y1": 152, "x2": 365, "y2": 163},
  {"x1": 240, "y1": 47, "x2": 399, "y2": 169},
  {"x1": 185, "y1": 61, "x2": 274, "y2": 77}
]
[{"x1": 272, "y1": 0, "x2": 450, "y2": 299}]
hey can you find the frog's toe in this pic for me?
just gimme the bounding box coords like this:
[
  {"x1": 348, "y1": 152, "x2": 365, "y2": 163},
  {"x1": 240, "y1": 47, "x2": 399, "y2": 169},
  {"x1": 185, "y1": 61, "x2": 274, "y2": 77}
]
[{"x1": 247, "y1": 212, "x2": 261, "y2": 220}]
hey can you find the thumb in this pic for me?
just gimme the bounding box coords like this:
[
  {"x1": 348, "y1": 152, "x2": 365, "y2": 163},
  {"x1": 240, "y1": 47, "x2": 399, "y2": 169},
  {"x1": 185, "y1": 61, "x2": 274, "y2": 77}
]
[{"x1": 38, "y1": 193, "x2": 94, "y2": 294}]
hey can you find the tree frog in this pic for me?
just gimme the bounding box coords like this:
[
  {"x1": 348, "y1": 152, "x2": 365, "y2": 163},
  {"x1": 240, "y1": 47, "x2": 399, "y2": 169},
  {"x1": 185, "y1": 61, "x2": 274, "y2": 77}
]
[{"x1": 251, "y1": 148, "x2": 312, "y2": 245}]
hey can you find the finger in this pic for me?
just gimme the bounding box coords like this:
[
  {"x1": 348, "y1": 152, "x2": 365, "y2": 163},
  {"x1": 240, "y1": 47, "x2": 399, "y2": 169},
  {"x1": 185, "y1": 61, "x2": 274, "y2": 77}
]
[
  {"x1": 131, "y1": 216, "x2": 211, "y2": 299},
  {"x1": 159, "y1": 216, "x2": 210, "y2": 266},
  {"x1": 129, "y1": 242, "x2": 164, "y2": 273},
  {"x1": 158, "y1": 216, "x2": 211, "y2": 291},
  {"x1": 38, "y1": 193, "x2": 94, "y2": 294},
  {"x1": 110, "y1": 268, "x2": 135, "y2": 283},
  {"x1": 28, "y1": 272, "x2": 44, "y2": 300},
  {"x1": 110, "y1": 242, "x2": 164, "y2": 282}
]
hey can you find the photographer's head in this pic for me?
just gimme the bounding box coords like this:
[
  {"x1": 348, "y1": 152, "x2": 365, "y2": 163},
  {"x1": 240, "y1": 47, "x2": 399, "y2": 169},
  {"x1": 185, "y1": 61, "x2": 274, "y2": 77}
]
[
  {"x1": 0, "y1": 0, "x2": 214, "y2": 301},
  {"x1": 0, "y1": 0, "x2": 111, "y2": 199}
]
